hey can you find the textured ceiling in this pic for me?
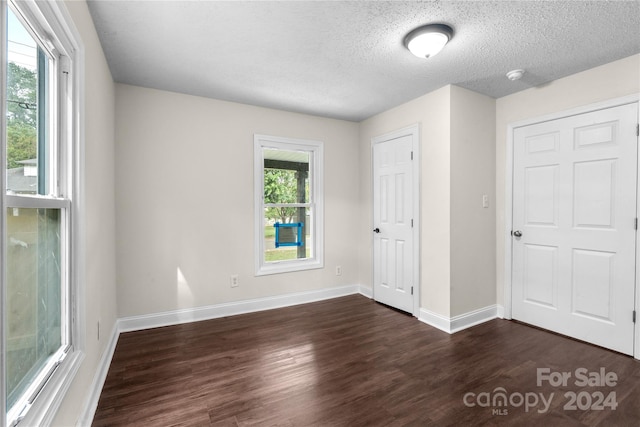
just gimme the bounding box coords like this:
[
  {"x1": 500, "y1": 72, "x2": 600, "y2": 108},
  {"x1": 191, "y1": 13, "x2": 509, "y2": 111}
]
[{"x1": 87, "y1": 1, "x2": 640, "y2": 122}]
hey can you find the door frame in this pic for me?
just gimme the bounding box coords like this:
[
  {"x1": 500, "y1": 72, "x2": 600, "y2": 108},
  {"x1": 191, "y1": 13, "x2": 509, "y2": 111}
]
[
  {"x1": 371, "y1": 124, "x2": 421, "y2": 316},
  {"x1": 503, "y1": 94, "x2": 640, "y2": 359}
]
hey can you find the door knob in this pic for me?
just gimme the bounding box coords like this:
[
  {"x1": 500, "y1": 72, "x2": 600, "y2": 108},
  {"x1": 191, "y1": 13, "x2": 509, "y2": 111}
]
[
  {"x1": 373, "y1": 228, "x2": 380, "y2": 233},
  {"x1": 513, "y1": 230, "x2": 522, "y2": 237}
]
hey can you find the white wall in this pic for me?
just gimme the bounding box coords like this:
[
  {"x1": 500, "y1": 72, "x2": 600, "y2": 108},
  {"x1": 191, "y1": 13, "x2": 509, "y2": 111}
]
[
  {"x1": 359, "y1": 86, "x2": 452, "y2": 316},
  {"x1": 496, "y1": 54, "x2": 640, "y2": 308},
  {"x1": 450, "y1": 86, "x2": 496, "y2": 316},
  {"x1": 359, "y1": 85, "x2": 496, "y2": 318},
  {"x1": 114, "y1": 84, "x2": 360, "y2": 318},
  {"x1": 52, "y1": 1, "x2": 117, "y2": 425}
]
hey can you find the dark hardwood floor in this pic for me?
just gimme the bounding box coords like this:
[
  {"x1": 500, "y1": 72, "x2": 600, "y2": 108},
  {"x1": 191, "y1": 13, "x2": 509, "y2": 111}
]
[{"x1": 92, "y1": 295, "x2": 640, "y2": 426}]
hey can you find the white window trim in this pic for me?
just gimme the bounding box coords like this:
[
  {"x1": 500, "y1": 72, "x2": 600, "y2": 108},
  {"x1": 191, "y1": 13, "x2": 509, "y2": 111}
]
[
  {"x1": 254, "y1": 134, "x2": 324, "y2": 276},
  {"x1": 0, "y1": 3, "x2": 7, "y2": 425},
  {"x1": 1, "y1": 1, "x2": 85, "y2": 426}
]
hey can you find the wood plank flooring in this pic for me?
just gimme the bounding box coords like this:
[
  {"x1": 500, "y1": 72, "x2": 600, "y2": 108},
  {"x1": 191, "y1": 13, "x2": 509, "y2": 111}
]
[{"x1": 92, "y1": 295, "x2": 640, "y2": 426}]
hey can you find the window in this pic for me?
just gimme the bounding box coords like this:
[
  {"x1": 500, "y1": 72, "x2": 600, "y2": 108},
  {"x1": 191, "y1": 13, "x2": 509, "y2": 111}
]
[
  {"x1": 254, "y1": 135, "x2": 323, "y2": 275},
  {"x1": 2, "y1": 1, "x2": 83, "y2": 426}
]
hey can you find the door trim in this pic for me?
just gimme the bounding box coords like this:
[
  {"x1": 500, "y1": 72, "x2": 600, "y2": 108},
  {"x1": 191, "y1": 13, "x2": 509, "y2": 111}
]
[
  {"x1": 503, "y1": 93, "x2": 640, "y2": 358},
  {"x1": 371, "y1": 124, "x2": 421, "y2": 316}
]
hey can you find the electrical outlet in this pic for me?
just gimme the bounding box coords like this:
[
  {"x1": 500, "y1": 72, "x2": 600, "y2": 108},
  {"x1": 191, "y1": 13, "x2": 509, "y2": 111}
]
[
  {"x1": 230, "y1": 274, "x2": 239, "y2": 287},
  {"x1": 335, "y1": 266, "x2": 342, "y2": 276}
]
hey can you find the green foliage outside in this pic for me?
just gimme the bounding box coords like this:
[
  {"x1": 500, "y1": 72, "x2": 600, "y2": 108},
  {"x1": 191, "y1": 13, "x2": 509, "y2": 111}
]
[
  {"x1": 264, "y1": 225, "x2": 275, "y2": 239},
  {"x1": 6, "y1": 62, "x2": 37, "y2": 169},
  {"x1": 265, "y1": 248, "x2": 310, "y2": 262},
  {"x1": 7, "y1": 122, "x2": 37, "y2": 169},
  {"x1": 263, "y1": 168, "x2": 298, "y2": 223},
  {"x1": 262, "y1": 155, "x2": 311, "y2": 262}
]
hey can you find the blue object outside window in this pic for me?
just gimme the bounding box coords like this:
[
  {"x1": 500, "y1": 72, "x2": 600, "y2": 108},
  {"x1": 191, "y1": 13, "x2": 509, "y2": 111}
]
[{"x1": 274, "y1": 222, "x2": 304, "y2": 248}]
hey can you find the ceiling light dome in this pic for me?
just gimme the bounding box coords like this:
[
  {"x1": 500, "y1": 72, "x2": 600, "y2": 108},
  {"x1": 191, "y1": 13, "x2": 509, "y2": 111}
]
[
  {"x1": 404, "y1": 24, "x2": 454, "y2": 59},
  {"x1": 506, "y1": 69, "x2": 525, "y2": 81}
]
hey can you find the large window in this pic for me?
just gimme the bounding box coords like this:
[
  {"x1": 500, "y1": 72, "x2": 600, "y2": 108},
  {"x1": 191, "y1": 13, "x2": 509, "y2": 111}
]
[
  {"x1": 2, "y1": 1, "x2": 83, "y2": 426},
  {"x1": 254, "y1": 135, "x2": 323, "y2": 275}
]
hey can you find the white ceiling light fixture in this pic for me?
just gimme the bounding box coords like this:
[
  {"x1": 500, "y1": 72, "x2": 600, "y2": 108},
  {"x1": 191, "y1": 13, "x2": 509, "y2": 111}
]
[
  {"x1": 506, "y1": 69, "x2": 525, "y2": 81},
  {"x1": 404, "y1": 24, "x2": 454, "y2": 59}
]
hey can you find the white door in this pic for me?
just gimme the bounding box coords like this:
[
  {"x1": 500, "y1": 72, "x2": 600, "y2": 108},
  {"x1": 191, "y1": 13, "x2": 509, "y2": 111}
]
[
  {"x1": 373, "y1": 133, "x2": 415, "y2": 314},
  {"x1": 512, "y1": 103, "x2": 638, "y2": 355}
]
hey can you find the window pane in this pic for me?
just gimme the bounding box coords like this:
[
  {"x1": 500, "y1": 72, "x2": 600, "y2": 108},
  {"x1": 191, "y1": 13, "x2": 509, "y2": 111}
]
[
  {"x1": 263, "y1": 148, "x2": 310, "y2": 204},
  {"x1": 6, "y1": 8, "x2": 48, "y2": 195},
  {"x1": 255, "y1": 135, "x2": 322, "y2": 275},
  {"x1": 264, "y1": 207, "x2": 313, "y2": 262},
  {"x1": 6, "y1": 208, "x2": 62, "y2": 409}
]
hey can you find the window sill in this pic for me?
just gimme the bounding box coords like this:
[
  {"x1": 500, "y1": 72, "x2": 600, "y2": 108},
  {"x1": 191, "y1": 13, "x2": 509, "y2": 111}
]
[
  {"x1": 256, "y1": 258, "x2": 324, "y2": 276},
  {"x1": 11, "y1": 350, "x2": 84, "y2": 427}
]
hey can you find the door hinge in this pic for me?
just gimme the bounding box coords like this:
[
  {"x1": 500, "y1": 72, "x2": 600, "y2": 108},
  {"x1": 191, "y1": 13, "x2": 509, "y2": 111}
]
[
  {"x1": 411, "y1": 218, "x2": 414, "y2": 228},
  {"x1": 411, "y1": 286, "x2": 414, "y2": 295},
  {"x1": 633, "y1": 310, "x2": 636, "y2": 323},
  {"x1": 635, "y1": 218, "x2": 638, "y2": 230},
  {"x1": 410, "y1": 151, "x2": 414, "y2": 160},
  {"x1": 636, "y1": 123, "x2": 639, "y2": 136}
]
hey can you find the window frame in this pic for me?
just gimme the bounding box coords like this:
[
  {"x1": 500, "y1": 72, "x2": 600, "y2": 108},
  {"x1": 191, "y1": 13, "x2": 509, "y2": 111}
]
[
  {"x1": 1, "y1": 1, "x2": 85, "y2": 426},
  {"x1": 254, "y1": 134, "x2": 324, "y2": 276}
]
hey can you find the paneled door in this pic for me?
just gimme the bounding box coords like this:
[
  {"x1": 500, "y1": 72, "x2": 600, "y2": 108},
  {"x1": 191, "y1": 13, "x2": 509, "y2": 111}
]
[
  {"x1": 373, "y1": 132, "x2": 416, "y2": 314},
  {"x1": 512, "y1": 103, "x2": 638, "y2": 355}
]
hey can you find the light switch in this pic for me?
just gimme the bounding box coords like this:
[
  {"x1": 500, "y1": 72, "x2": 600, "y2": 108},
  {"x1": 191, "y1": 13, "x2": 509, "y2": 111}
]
[{"x1": 482, "y1": 195, "x2": 489, "y2": 208}]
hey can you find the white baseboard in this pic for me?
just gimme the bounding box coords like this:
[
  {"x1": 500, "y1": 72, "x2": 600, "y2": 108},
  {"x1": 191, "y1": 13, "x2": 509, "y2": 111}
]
[
  {"x1": 419, "y1": 305, "x2": 498, "y2": 334},
  {"x1": 77, "y1": 322, "x2": 119, "y2": 426},
  {"x1": 358, "y1": 285, "x2": 373, "y2": 298},
  {"x1": 119, "y1": 284, "x2": 365, "y2": 332},
  {"x1": 418, "y1": 308, "x2": 451, "y2": 333}
]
